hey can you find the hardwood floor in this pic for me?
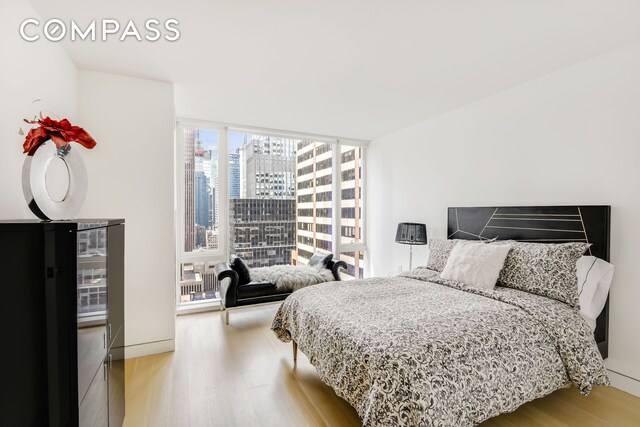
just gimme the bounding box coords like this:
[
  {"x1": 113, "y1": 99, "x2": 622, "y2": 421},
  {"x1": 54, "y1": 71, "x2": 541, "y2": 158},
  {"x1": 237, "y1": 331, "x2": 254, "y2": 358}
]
[{"x1": 123, "y1": 305, "x2": 640, "y2": 427}]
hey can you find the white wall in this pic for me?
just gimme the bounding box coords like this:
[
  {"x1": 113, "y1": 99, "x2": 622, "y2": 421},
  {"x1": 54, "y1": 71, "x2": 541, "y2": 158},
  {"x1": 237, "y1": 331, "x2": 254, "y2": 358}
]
[
  {"x1": 77, "y1": 70, "x2": 176, "y2": 357},
  {"x1": 0, "y1": 0, "x2": 77, "y2": 218},
  {"x1": 1, "y1": 1, "x2": 176, "y2": 358},
  {"x1": 368, "y1": 41, "x2": 640, "y2": 395}
]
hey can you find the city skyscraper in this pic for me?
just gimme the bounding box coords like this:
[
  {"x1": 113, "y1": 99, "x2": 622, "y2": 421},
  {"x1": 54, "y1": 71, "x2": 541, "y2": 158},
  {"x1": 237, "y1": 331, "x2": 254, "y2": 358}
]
[
  {"x1": 338, "y1": 145, "x2": 364, "y2": 279},
  {"x1": 210, "y1": 159, "x2": 219, "y2": 227},
  {"x1": 293, "y1": 141, "x2": 333, "y2": 263},
  {"x1": 240, "y1": 135, "x2": 296, "y2": 199},
  {"x1": 195, "y1": 171, "x2": 209, "y2": 229},
  {"x1": 228, "y1": 134, "x2": 298, "y2": 267},
  {"x1": 194, "y1": 136, "x2": 212, "y2": 248},
  {"x1": 202, "y1": 149, "x2": 212, "y2": 183},
  {"x1": 209, "y1": 186, "x2": 217, "y2": 227},
  {"x1": 183, "y1": 128, "x2": 196, "y2": 251},
  {"x1": 229, "y1": 198, "x2": 296, "y2": 267},
  {"x1": 229, "y1": 152, "x2": 241, "y2": 199},
  {"x1": 292, "y1": 142, "x2": 364, "y2": 279}
]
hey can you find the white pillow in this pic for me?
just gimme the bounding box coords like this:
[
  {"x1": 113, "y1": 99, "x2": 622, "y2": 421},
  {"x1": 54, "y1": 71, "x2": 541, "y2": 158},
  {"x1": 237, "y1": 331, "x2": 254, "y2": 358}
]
[
  {"x1": 440, "y1": 241, "x2": 512, "y2": 290},
  {"x1": 578, "y1": 256, "x2": 614, "y2": 325}
]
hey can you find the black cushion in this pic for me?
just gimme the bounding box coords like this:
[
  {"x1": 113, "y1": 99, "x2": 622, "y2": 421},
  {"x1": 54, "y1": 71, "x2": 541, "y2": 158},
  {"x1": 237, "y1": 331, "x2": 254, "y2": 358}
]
[
  {"x1": 237, "y1": 282, "x2": 290, "y2": 300},
  {"x1": 230, "y1": 256, "x2": 252, "y2": 285},
  {"x1": 308, "y1": 251, "x2": 333, "y2": 268}
]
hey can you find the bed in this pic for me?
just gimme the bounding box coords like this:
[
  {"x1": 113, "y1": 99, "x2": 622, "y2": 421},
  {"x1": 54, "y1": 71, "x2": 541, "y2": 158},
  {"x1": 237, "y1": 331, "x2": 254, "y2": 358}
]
[{"x1": 271, "y1": 205, "x2": 611, "y2": 426}]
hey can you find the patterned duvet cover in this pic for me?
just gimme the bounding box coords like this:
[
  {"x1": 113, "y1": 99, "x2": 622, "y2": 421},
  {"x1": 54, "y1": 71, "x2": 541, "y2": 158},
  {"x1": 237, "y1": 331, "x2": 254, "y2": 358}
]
[{"x1": 271, "y1": 268, "x2": 608, "y2": 426}]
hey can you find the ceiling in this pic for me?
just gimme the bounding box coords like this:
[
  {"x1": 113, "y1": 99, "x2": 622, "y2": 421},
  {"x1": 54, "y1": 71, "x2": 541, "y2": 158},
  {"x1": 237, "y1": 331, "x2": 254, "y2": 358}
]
[{"x1": 29, "y1": 0, "x2": 640, "y2": 140}]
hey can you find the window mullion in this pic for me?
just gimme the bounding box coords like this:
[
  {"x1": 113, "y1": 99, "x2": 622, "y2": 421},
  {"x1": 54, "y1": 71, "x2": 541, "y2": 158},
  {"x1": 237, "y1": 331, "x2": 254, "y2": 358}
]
[
  {"x1": 360, "y1": 145, "x2": 367, "y2": 248},
  {"x1": 220, "y1": 127, "x2": 229, "y2": 259},
  {"x1": 176, "y1": 124, "x2": 188, "y2": 259},
  {"x1": 332, "y1": 142, "x2": 341, "y2": 256}
]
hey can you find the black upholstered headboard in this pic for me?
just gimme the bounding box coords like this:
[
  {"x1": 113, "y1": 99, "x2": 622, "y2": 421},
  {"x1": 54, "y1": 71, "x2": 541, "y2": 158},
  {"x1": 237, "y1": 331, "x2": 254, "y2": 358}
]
[{"x1": 447, "y1": 205, "x2": 611, "y2": 359}]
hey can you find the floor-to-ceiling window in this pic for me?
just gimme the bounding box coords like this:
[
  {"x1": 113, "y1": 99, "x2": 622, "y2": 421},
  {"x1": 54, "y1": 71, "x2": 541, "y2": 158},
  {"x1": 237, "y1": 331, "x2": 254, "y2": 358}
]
[{"x1": 176, "y1": 121, "x2": 368, "y2": 310}]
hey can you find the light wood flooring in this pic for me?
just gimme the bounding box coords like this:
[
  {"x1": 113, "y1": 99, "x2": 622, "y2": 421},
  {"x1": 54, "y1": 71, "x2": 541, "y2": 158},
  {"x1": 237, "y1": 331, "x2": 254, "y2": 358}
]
[{"x1": 123, "y1": 305, "x2": 640, "y2": 427}]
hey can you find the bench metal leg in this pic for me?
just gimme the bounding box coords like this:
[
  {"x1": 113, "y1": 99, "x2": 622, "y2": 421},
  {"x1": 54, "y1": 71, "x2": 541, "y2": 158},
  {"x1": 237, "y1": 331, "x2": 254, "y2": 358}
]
[
  {"x1": 222, "y1": 301, "x2": 283, "y2": 326},
  {"x1": 292, "y1": 341, "x2": 298, "y2": 365}
]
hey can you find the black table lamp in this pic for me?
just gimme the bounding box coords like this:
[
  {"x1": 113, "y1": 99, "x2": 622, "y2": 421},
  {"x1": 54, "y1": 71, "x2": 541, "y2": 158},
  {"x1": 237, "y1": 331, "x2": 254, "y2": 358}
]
[{"x1": 395, "y1": 222, "x2": 427, "y2": 270}]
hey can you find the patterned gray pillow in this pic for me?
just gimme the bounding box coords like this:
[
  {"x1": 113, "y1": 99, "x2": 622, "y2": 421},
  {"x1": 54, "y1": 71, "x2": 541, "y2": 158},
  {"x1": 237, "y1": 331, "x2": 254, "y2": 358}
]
[
  {"x1": 426, "y1": 238, "x2": 459, "y2": 272},
  {"x1": 496, "y1": 241, "x2": 591, "y2": 308}
]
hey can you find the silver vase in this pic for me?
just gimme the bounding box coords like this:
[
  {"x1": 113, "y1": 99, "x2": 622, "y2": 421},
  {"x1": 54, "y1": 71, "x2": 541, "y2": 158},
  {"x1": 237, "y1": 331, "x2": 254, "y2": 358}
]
[{"x1": 22, "y1": 141, "x2": 88, "y2": 221}]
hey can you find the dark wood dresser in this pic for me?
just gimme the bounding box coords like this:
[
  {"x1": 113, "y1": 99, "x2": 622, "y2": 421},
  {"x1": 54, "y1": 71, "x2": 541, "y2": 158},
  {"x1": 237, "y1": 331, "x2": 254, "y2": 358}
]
[{"x1": 0, "y1": 219, "x2": 125, "y2": 426}]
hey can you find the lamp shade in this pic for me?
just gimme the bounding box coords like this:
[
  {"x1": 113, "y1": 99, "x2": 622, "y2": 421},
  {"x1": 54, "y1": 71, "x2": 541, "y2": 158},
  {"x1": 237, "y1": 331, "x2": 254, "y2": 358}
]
[{"x1": 395, "y1": 222, "x2": 427, "y2": 245}]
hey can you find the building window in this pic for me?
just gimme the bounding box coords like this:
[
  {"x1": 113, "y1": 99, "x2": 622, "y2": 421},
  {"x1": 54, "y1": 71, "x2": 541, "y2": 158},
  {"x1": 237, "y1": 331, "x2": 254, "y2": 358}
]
[
  {"x1": 315, "y1": 175, "x2": 332, "y2": 187},
  {"x1": 316, "y1": 191, "x2": 332, "y2": 202},
  {"x1": 298, "y1": 194, "x2": 313, "y2": 203}
]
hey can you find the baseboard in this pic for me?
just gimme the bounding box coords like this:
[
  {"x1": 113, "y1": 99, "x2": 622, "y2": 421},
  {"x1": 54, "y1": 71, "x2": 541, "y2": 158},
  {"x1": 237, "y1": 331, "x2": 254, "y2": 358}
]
[
  {"x1": 177, "y1": 301, "x2": 222, "y2": 315},
  {"x1": 606, "y1": 357, "x2": 640, "y2": 380},
  {"x1": 125, "y1": 339, "x2": 175, "y2": 359},
  {"x1": 608, "y1": 370, "x2": 640, "y2": 397},
  {"x1": 605, "y1": 357, "x2": 640, "y2": 397}
]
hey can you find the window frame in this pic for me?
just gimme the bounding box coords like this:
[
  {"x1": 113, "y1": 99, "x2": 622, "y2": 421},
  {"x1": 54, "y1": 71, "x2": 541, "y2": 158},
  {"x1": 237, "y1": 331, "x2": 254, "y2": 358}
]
[{"x1": 175, "y1": 118, "x2": 369, "y2": 308}]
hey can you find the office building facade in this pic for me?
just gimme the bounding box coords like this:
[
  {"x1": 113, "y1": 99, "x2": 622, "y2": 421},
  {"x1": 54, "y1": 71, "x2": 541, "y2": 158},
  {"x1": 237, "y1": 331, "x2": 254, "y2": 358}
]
[
  {"x1": 292, "y1": 142, "x2": 364, "y2": 279},
  {"x1": 228, "y1": 198, "x2": 296, "y2": 268}
]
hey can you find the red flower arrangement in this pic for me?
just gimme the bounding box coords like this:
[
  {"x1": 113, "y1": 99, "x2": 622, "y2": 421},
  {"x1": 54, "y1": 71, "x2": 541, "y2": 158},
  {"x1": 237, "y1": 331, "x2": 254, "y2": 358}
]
[{"x1": 21, "y1": 115, "x2": 97, "y2": 156}]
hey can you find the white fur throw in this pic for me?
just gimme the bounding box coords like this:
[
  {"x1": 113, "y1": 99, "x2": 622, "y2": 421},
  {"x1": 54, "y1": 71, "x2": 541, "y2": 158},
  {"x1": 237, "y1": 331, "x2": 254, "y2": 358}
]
[{"x1": 251, "y1": 264, "x2": 335, "y2": 291}]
